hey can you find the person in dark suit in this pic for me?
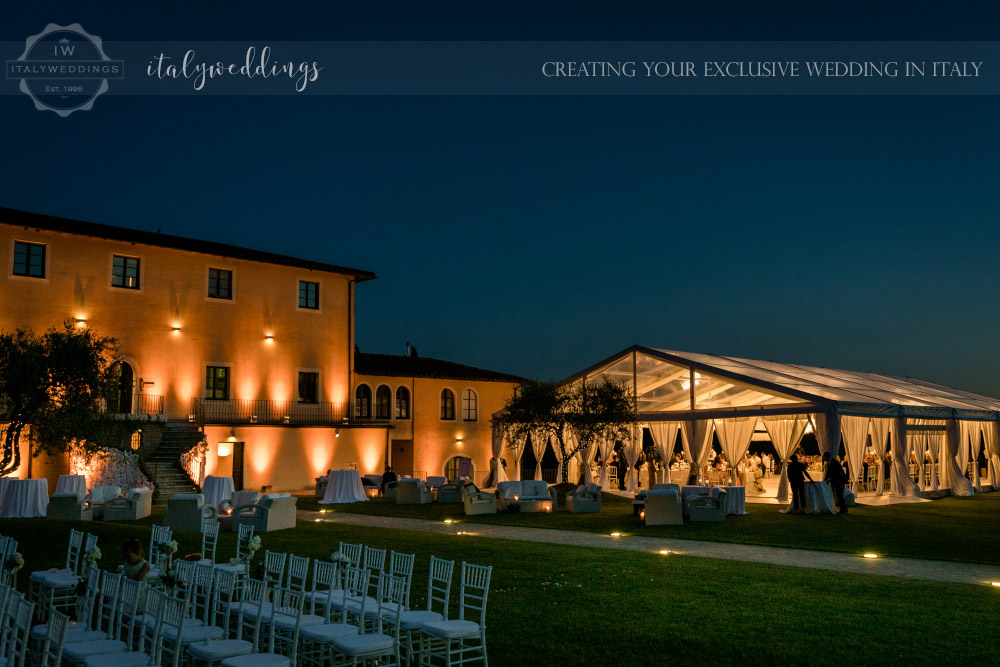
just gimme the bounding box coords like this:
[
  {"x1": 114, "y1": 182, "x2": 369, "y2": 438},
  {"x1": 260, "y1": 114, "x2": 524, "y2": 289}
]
[
  {"x1": 786, "y1": 453, "x2": 813, "y2": 513},
  {"x1": 381, "y1": 466, "x2": 398, "y2": 494},
  {"x1": 823, "y1": 453, "x2": 849, "y2": 514}
]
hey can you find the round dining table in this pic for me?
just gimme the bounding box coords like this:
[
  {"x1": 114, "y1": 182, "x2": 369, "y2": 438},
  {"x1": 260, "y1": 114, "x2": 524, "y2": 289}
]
[
  {"x1": 202, "y1": 475, "x2": 235, "y2": 509},
  {"x1": 785, "y1": 480, "x2": 835, "y2": 514},
  {"x1": 55, "y1": 474, "x2": 88, "y2": 499},
  {"x1": 0, "y1": 479, "x2": 49, "y2": 518},
  {"x1": 319, "y1": 469, "x2": 368, "y2": 504}
]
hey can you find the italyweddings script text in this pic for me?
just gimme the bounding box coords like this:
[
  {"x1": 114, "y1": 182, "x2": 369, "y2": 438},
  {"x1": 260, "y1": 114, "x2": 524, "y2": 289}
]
[{"x1": 146, "y1": 46, "x2": 321, "y2": 91}]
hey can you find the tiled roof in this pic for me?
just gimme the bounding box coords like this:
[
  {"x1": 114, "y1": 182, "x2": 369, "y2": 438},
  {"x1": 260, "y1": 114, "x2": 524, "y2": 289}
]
[
  {"x1": 0, "y1": 205, "x2": 376, "y2": 282},
  {"x1": 356, "y1": 352, "x2": 527, "y2": 383}
]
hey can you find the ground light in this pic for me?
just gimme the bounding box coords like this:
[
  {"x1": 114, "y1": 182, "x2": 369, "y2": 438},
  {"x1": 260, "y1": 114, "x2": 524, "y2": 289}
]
[
  {"x1": 863, "y1": 553, "x2": 878, "y2": 559},
  {"x1": 443, "y1": 519, "x2": 454, "y2": 524},
  {"x1": 610, "y1": 532, "x2": 622, "y2": 537},
  {"x1": 658, "y1": 549, "x2": 671, "y2": 555},
  {"x1": 991, "y1": 582, "x2": 1000, "y2": 587}
]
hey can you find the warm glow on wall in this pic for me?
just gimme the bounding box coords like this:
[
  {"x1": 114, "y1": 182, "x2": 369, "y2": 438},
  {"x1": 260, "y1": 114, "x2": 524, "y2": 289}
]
[
  {"x1": 171, "y1": 323, "x2": 182, "y2": 335},
  {"x1": 74, "y1": 316, "x2": 87, "y2": 328},
  {"x1": 264, "y1": 333, "x2": 274, "y2": 344},
  {"x1": 218, "y1": 442, "x2": 233, "y2": 457},
  {"x1": 308, "y1": 440, "x2": 332, "y2": 475}
]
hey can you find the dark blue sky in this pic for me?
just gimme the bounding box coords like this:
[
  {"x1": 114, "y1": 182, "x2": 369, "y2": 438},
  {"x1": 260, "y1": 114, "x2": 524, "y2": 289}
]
[{"x1": 3, "y1": 2, "x2": 1000, "y2": 393}]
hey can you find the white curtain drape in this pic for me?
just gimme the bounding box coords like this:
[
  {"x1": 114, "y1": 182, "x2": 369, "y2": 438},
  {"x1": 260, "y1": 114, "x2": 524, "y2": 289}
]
[
  {"x1": 763, "y1": 416, "x2": 808, "y2": 501},
  {"x1": 490, "y1": 427, "x2": 508, "y2": 486},
  {"x1": 928, "y1": 433, "x2": 941, "y2": 491},
  {"x1": 957, "y1": 421, "x2": 972, "y2": 484},
  {"x1": 891, "y1": 416, "x2": 921, "y2": 498},
  {"x1": 578, "y1": 438, "x2": 598, "y2": 484},
  {"x1": 871, "y1": 418, "x2": 891, "y2": 495},
  {"x1": 947, "y1": 421, "x2": 975, "y2": 496},
  {"x1": 530, "y1": 430, "x2": 549, "y2": 481},
  {"x1": 623, "y1": 425, "x2": 643, "y2": 493},
  {"x1": 508, "y1": 432, "x2": 526, "y2": 482},
  {"x1": 969, "y1": 424, "x2": 984, "y2": 491},
  {"x1": 649, "y1": 422, "x2": 682, "y2": 482},
  {"x1": 840, "y1": 415, "x2": 869, "y2": 492},
  {"x1": 714, "y1": 418, "x2": 757, "y2": 486},
  {"x1": 912, "y1": 432, "x2": 926, "y2": 492},
  {"x1": 986, "y1": 421, "x2": 1000, "y2": 489},
  {"x1": 681, "y1": 420, "x2": 715, "y2": 485},
  {"x1": 595, "y1": 435, "x2": 616, "y2": 491},
  {"x1": 813, "y1": 413, "x2": 841, "y2": 460},
  {"x1": 560, "y1": 424, "x2": 578, "y2": 485}
]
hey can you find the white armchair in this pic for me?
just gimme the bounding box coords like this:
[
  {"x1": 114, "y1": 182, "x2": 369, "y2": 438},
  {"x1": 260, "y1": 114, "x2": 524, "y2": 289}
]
[
  {"x1": 644, "y1": 488, "x2": 683, "y2": 526},
  {"x1": 164, "y1": 493, "x2": 218, "y2": 533},
  {"x1": 566, "y1": 483, "x2": 602, "y2": 513},
  {"x1": 690, "y1": 488, "x2": 727, "y2": 522},
  {"x1": 103, "y1": 488, "x2": 153, "y2": 521},
  {"x1": 85, "y1": 485, "x2": 122, "y2": 519},
  {"x1": 395, "y1": 479, "x2": 433, "y2": 505},
  {"x1": 46, "y1": 493, "x2": 93, "y2": 521},
  {"x1": 232, "y1": 493, "x2": 297, "y2": 532},
  {"x1": 462, "y1": 485, "x2": 495, "y2": 515}
]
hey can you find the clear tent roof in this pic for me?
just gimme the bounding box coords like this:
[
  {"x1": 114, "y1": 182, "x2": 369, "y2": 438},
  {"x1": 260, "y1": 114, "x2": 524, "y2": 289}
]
[{"x1": 569, "y1": 346, "x2": 1000, "y2": 416}]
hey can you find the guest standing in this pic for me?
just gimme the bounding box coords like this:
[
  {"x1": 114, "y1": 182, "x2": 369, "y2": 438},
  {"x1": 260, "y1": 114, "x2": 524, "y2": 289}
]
[
  {"x1": 823, "y1": 453, "x2": 849, "y2": 514},
  {"x1": 786, "y1": 454, "x2": 813, "y2": 513}
]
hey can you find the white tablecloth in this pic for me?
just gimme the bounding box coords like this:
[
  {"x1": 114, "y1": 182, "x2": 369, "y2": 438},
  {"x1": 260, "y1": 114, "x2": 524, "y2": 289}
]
[
  {"x1": 718, "y1": 485, "x2": 747, "y2": 515},
  {"x1": 202, "y1": 476, "x2": 235, "y2": 509},
  {"x1": 55, "y1": 474, "x2": 87, "y2": 499},
  {"x1": 0, "y1": 479, "x2": 49, "y2": 518},
  {"x1": 319, "y1": 470, "x2": 368, "y2": 504},
  {"x1": 786, "y1": 481, "x2": 835, "y2": 514}
]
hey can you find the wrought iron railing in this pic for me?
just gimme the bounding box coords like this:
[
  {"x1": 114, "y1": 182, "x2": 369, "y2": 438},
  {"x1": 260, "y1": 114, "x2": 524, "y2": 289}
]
[
  {"x1": 102, "y1": 394, "x2": 164, "y2": 416},
  {"x1": 192, "y1": 398, "x2": 392, "y2": 427}
]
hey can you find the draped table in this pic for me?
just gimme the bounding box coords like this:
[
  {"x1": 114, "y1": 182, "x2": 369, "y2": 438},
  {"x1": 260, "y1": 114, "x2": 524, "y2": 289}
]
[
  {"x1": 680, "y1": 485, "x2": 746, "y2": 516},
  {"x1": 0, "y1": 479, "x2": 49, "y2": 518},
  {"x1": 55, "y1": 474, "x2": 87, "y2": 499},
  {"x1": 785, "y1": 481, "x2": 835, "y2": 514},
  {"x1": 319, "y1": 469, "x2": 368, "y2": 504},
  {"x1": 202, "y1": 476, "x2": 235, "y2": 509}
]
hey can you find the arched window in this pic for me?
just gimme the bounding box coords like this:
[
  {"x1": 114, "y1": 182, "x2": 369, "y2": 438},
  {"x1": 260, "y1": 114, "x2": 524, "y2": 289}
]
[
  {"x1": 375, "y1": 385, "x2": 391, "y2": 420},
  {"x1": 440, "y1": 389, "x2": 455, "y2": 421},
  {"x1": 444, "y1": 456, "x2": 473, "y2": 483},
  {"x1": 462, "y1": 389, "x2": 478, "y2": 422},
  {"x1": 355, "y1": 384, "x2": 372, "y2": 418},
  {"x1": 395, "y1": 386, "x2": 410, "y2": 420}
]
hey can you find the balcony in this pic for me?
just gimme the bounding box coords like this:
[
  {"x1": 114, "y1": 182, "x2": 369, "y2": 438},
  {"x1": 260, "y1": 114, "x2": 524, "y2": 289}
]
[
  {"x1": 191, "y1": 398, "x2": 392, "y2": 427},
  {"x1": 102, "y1": 394, "x2": 165, "y2": 416}
]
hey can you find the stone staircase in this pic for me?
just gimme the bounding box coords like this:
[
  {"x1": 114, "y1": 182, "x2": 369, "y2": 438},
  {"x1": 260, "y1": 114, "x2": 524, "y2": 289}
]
[{"x1": 146, "y1": 421, "x2": 201, "y2": 504}]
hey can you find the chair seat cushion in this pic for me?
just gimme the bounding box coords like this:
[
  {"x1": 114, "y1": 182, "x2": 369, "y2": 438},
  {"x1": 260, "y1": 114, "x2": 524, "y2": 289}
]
[
  {"x1": 187, "y1": 639, "x2": 253, "y2": 660},
  {"x1": 421, "y1": 619, "x2": 482, "y2": 639},
  {"x1": 299, "y1": 623, "x2": 359, "y2": 643},
  {"x1": 332, "y1": 632, "x2": 395, "y2": 656},
  {"x1": 64, "y1": 630, "x2": 110, "y2": 644},
  {"x1": 273, "y1": 612, "x2": 324, "y2": 629},
  {"x1": 227, "y1": 601, "x2": 272, "y2": 617},
  {"x1": 40, "y1": 573, "x2": 80, "y2": 588},
  {"x1": 138, "y1": 614, "x2": 203, "y2": 629},
  {"x1": 305, "y1": 589, "x2": 345, "y2": 604},
  {"x1": 397, "y1": 610, "x2": 443, "y2": 630},
  {"x1": 31, "y1": 621, "x2": 91, "y2": 639},
  {"x1": 220, "y1": 653, "x2": 290, "y2": 667},
  {"x1": 31, "y1": 568, "x2": 72, "y2": 582},
  {"x1": 63, "y1": 639, "x2": 128, "y2": 659},
  {"x1": 213, "y1": 563, "x2": 248, "y2": 574},
  {"x1": 83, "y1": 651, "x2": 154, "y2": 667},
  {"x1": 166, "y1": 624, "x2": 225, "y2": 642}
]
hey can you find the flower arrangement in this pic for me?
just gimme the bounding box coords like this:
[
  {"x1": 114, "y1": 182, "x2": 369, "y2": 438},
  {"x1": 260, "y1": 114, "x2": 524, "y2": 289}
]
[
  {"x1": 4, "y1": 553, "x2": 24, "y2": 574},
  {"x1": 242, "y1": 536, "x2": 262, "y2": 564},
  {"x1": 70, "y1": 444, "x2": 153, "y2": 491},
  {"x1": 86, "y1": 547, "x2": 102, "y2": 565},
  {"x1": 180, "y1": 438, "x2": 209, "y2": 487},
  {"x1": 327, "y1": 550, "x2": 352, "y2": 565}
]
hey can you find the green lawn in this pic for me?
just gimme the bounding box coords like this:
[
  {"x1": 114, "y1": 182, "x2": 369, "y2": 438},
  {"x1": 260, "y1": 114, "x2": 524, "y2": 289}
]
[
  {"x1": 297, "y1": 486, "x2": 1000, "y2": 565},
  {"x1": 1, "y1": 515, "x2": 997, "y2": 666}
]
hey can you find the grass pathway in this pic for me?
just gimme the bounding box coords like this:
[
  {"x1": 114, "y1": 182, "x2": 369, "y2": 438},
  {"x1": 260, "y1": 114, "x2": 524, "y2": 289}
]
[{"x1": 299, "y1": 509, "x2": 1000, "y2": 586}]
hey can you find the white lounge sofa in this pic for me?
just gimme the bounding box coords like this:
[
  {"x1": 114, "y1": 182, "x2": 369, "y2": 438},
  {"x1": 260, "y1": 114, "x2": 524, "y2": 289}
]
[
  {"x1": 462, "y1": 484, "x2": 495, "y2": 516},
  {"x1": 396, "y1": 479, "x2": 433, "y2": 505},
  {"x1": 233, "y1": 493, "x2": 297, "y2": 532},
  {"x1": 85, "y1": 485, "x2": 122, "y2": 519},
  {"x1": 164, "y1": 493, "x2": 218, "y2": 533},
  {"x1": 496, "y1": 481, "x2": 556, "y2": 513},
  {"x1": 689, "y1": 488, "x2": 727, "y2": 522},
  {"x1": 103, "y1": 488, "x2": 153, "y2": 521},
  {"x1": 46, "y1": 493, "x2": 93, "y2": 521},
  {"x1": 566, "y1": 483, "x2": 602, "y2": 513}
]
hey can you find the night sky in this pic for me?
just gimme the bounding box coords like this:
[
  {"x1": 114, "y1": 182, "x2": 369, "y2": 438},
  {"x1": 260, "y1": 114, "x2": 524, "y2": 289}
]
[{"x1": 2, "y1": 2, "x2": 999, "y2": 393}]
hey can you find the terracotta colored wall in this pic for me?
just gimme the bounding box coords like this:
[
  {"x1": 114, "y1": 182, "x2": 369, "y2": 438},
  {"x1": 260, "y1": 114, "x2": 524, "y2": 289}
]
[
  {"x1": 202, "y1": 425, "x2": 388, "y2": 492},
  {"x1": 0, "y1": 222, "x2": 354, "y2": 419},
  {"x1": 355, "y1": 374, "x2": 517, "y2": 481}
]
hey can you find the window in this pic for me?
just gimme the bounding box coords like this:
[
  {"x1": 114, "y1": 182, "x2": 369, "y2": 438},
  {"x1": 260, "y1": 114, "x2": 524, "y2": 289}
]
[
  {"x1": 462, "y1": 389, "x2": 478, "y2": 422},
  {"x1": 355, "y1": 384, "x2": 371, "y2": 418},
  {"x1": 299, "y1": 281, "x2": 319, "y2": 309},
  {"x1": 395, "y1": 386, "x2": 410, "y2": 420},
  {"x1": 12, "y1": 241, "x2": 45, "y2": 278},
  {"x1": 112, "y1": 255, "x2": 141, "y2": 289},
  {"x1": 375, "y1": 385, "x2": 391, "y2": 419},
  {"x1": 208, "y1": 268, "x2": 233, "y2": 299},
  {"x1": 444, "y1": 456, "x2": 473, "y2": 483},
  {"x1": 440, "y1": 389, "x2": 455, "y2": 421},
  {"x1": 129, "y1": 430, "x2": 143, "y2": 451},
  {"x1": 298, "y1": 372, "x2": 319, "y2": 403},
  {"x1": 205, "y1": 366, "x2": 230, "y2": 400}
]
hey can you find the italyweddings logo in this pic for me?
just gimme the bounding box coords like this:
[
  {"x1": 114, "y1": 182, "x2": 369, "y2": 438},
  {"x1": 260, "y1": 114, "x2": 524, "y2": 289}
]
[{"x1": 146, "y1": 46, "x2": 322, "y2": 91}]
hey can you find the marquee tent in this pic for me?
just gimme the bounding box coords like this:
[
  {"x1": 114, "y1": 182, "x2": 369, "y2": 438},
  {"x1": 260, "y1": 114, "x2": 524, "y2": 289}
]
[{"x1": 542, "y1": 346, "x2": 1000, "y2": 498}]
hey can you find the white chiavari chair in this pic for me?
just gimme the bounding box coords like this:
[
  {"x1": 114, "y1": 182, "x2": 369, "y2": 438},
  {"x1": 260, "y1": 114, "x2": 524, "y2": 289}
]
[
  {"x1": 333, "y1": 573, "x2": 405, "y2": 667},
  {"x1": 418, "y1": 562, "x2": 492, "y2": 667},
  {"x1": 186, "y1": 568, "x2": 253, "y2": 665},
  {"x1": 37, "y1": 609, "x2": 68, "y2": 667},
  {"x1": 397, "y1": 556, "x2": 454, "y2": 664}
]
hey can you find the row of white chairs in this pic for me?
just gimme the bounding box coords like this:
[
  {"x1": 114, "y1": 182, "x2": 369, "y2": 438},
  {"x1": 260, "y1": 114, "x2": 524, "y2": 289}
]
[{"x1": 0, "y1": 581, "x2": 68, "y2": 666}]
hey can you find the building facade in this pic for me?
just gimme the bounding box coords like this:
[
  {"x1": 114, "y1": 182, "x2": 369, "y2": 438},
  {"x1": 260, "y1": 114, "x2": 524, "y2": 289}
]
[
  {"x1": 354, "y1": 352, "x2": 524, "y2": 486},
  {"x1": 0, "y1": 206, "x2": 389, "y2": 492}
]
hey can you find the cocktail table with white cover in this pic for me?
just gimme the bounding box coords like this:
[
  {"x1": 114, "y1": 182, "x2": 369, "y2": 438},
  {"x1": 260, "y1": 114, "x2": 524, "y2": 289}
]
[
  {"x1": 320, "y1": 469, "x2": 368, "y2": 504},
  {"x1": 55, "y1": 474, "x2": 87, "y2": 499},
  {"x1": 202, "y1": 475, "x2": 235, "y2": 509},
  {"x1": 717, "y1": 485, "x2": 747, "y2": 515},
  {"x1": 786, "y1": 481, "x2": 835, "y2": 514},
  {"x1": 0, "y1": 479, "x2": 49, "y2": 518}
]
